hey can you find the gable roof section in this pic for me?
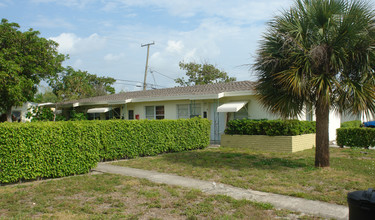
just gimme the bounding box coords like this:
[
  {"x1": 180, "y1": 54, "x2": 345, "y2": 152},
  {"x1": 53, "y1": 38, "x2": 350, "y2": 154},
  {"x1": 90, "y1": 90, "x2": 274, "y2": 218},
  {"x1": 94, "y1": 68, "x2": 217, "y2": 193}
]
[{"x1": 60, "y1": 81, "x2": 256, "y2": 107}]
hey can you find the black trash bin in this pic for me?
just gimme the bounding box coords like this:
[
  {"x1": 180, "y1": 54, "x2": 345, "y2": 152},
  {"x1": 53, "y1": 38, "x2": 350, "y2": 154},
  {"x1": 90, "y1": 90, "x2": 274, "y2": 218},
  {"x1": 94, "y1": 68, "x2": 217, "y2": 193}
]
[{"x1": 347, "y1": 188, "x2": 375, "y2": 220}]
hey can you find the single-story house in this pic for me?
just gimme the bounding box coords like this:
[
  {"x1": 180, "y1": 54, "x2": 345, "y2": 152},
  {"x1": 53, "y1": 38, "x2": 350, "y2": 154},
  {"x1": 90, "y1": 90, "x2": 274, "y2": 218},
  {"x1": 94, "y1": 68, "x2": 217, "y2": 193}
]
[
  {"x1": 0, "y1": 102, "x2": 38, "y2": 122},
  {"x1": 52, "y1": 81, "x2": 341, "y2": 143},
  {"x1": 1, "y1": 102, "x2": 61, "y2": 123}
]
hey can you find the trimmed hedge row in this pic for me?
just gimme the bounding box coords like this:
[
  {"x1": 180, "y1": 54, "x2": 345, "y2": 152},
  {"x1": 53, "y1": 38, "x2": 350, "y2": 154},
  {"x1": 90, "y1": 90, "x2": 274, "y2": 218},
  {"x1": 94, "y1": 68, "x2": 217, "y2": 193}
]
[
  {"x1": 97, "y1": 119, "x2": 211, "y2": 160},
  {"x1": 0, "y1": 122, "x2": 100, "y2": 184},
  {"x1": 340, "y1": 120, "x2": 362, "y2": 128},
  {"x1": 0, "y1": 118, "x2": 211, "y2": 184},
  {"x1": 225, "y1": 119, "x2": 316, "y2": 136},
  {"x1": 337, "y1": 128, "x2": 375, "y2": 148}
]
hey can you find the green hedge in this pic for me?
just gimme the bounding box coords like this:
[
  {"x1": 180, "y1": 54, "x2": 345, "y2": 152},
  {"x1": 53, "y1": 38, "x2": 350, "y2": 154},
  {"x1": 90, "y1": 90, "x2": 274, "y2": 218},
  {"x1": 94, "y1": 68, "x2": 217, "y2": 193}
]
[
  {"x1": 225, "y1": 119, "x2": 316, "y2": 136},
  {"x1": 0, "y1": 122, "x2": 100, "y2": 184},
  {"x1": 340, "y1": 120, "x2": 362, "y2": 128},
  {"x1": 337, "y1": 128, "x2": 375, "y2": 148},
  {"x1": 0, "y1": 118, "x2": 211, "y2": 184},
  {"x1": 96, "y1": 119, "x2": 211, "y2": 161}
]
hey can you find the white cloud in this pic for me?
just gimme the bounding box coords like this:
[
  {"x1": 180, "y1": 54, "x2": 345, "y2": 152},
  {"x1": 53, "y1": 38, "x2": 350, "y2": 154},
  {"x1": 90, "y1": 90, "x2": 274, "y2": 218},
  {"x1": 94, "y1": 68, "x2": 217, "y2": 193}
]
[
  {"x1": 50, "y1": 33, "x2": 106, "y2": 55},
  {"x1": 108, "y1": 0, "x2": 291, "y2": 23},
  {"x1": 104, "y1": 53, "x2": 125, "y2": 62},
  {"x1": 135, "y1": 16, "x2": 265, "y2": 86},
  {"x1": 183, "y1": 48, "x2": 197, "y2": 62},
  {"x1": 166, "y1": 40, "x2": 184, "y2": 53}
]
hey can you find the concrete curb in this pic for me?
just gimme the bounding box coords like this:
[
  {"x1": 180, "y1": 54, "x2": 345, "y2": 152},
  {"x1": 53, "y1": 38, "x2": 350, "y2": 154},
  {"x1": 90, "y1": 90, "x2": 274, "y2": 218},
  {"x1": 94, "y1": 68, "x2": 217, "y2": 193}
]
[{"x1": 94, "y1": 163, "x2": 349, "y2": 220}]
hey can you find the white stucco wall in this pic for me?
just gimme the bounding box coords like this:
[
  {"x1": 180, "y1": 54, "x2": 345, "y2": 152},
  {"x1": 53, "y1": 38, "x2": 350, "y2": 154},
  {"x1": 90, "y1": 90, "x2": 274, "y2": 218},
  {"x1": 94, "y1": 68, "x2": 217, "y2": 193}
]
[
  {"x1": 219, "y1": 96, "x2": 279, "y2": 120},
  {"x1": 329, "y1": 111, "x2": 341, "y2": 141},
  {"x1": 123, "y1": 95, "x2": 307, "y2": 122},
  {"x1": 247, "y1": 97, "x2": 280, "y2": 120},
  {"x1": 11, "y1": 102, "x2": 37, "y2": 122},
  {"x1": 125, "y1": 100, "x2": 209, "y2": 120}
]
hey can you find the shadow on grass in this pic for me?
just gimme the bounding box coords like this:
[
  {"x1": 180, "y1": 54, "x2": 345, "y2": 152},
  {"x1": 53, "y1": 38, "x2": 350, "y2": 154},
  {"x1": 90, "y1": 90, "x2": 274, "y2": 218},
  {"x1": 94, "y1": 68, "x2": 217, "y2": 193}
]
[{"x1": 160, "y1": 150, "x2": 314, "y2": 171}]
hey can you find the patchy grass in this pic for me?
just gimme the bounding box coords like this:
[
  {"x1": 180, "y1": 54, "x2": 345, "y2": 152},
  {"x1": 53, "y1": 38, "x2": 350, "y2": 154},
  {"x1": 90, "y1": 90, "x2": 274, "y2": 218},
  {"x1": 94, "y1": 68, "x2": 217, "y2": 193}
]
[
  {"x1": 0, "y1": 173, "x2": 318, "y2": 219},
  {"x1": 113, "y1": 147, "x2": 375, "y2": 205}
]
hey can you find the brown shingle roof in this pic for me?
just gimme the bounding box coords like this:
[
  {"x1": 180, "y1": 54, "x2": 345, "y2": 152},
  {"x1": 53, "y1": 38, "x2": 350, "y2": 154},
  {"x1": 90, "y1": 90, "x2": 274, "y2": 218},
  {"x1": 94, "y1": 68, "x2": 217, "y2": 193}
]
[{"x1": 62, "y1": 81, "x2": 256, "y2": 105}]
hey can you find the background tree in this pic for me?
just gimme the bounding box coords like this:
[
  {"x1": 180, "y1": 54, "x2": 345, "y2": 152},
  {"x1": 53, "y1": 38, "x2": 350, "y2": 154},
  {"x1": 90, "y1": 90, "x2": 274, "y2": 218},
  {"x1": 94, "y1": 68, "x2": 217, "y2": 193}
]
[
  {"x1": 34, "y1": 87, "x2": 58, "y2": 103},
  {"x1": 175, "y1": 61, "x2": 236, "y2": 86},
  {"x1": 254, "y1": 0, "x2": 375, "y2": 167},
  {"x1": 0, "y1": 19, "x2": 65, "y2": 122},
  {"x1": 49, "y1": 66, "x2": 116, "y2": 101}
]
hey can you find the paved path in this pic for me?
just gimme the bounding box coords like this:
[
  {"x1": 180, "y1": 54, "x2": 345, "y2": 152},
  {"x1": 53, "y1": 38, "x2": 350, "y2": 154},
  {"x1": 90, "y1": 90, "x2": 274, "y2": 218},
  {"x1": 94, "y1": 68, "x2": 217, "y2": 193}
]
[{"x1": 94, "y1": 163, "x2": 349, "y2": 220}]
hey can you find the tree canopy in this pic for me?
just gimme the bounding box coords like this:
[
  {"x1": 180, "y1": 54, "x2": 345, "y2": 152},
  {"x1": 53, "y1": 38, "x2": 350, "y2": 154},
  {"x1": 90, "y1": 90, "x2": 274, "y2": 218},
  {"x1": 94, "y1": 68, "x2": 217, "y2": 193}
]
[
  {"x1": 0, "y1": 19, "x2": 65, "y2": 121},
  {"x1": 253, "y1": 0, "x2": 375, "y2": 167},
  {"x1": 48, "y1": 66, "x2": 116, "y2": 101},
  {"x1": 34, "y1": 87, "x2": 58, "y2": 103},
  {"x1": 175, "y1": 61, "x2": 236, "y2": 86}
]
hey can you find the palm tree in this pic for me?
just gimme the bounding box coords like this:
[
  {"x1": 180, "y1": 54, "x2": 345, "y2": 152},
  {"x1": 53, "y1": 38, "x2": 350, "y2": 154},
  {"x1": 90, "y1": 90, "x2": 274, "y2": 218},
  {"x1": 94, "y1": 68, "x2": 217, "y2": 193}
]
[{"x1": 254, "y1": 0, "x2": 375, "y2": 167}]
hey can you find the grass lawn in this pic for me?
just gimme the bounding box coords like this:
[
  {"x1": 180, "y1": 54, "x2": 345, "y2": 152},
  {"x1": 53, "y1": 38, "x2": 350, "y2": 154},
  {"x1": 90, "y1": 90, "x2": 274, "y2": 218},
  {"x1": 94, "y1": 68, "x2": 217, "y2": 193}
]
[
  {"x1": 0, "y1": 173, "x2": 318, "y2": 219},
  {"x1": 113, "y1": 147, "x2": 375, "y2": 205}
]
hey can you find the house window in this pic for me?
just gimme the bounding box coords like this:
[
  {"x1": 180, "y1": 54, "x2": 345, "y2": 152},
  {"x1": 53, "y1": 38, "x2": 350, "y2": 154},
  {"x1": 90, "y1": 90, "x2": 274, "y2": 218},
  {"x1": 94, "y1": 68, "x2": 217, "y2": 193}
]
[
  {"x1": 306, "y1": 104, "x2": 313, "y2": 121},
  {"x1": 88, "y1": 113, "x2": 100, "y2": 120},
  {"x1": 145, "y1": 106, "x2": 164, "y2": 120},
  {"x1": 177, "y1": 104, "x2": 202, "y2": 118},
  {"x1": 234, "y1": 106, "x2": 248, "y2": 119},
  {"x1": 177, "y1": 104, "x2": 189, "y2": 119},
  {"x1": 155, "y1": 106, "x2": 165, "y2": 119},
  {"x1": 128, "y1": 110, "x2": 134, "y2": 120},
  {"x1": 190, "y1": 104, "x2": 201, "y2": 118}
]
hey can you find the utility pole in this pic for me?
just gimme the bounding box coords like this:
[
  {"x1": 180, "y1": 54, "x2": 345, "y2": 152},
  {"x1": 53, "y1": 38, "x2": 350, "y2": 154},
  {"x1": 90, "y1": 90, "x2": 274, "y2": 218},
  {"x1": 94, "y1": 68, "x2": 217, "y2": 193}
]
[{"x1": 141, "y1": 42, "x2": 155, "y2": 90}]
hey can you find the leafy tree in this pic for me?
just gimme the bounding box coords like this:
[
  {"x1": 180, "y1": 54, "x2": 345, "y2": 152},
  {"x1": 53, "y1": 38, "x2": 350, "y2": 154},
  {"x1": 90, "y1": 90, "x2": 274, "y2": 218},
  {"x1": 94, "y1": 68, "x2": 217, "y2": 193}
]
[
  {"x1": 254, "y1": 0, "x2": 375, "y2": 167},
  {"x1": 175, "y1": 61, "x2": 236, "y2": 86},
  {"x1": 34, "y1": 87, "x2": 58, "y2": 103},
  {"x1": 49, "y1": 66, "x2": 116, "y2": 101},
  {"x1": 69, "y1": 110, "x2": 87, "y2": 121},
  {"x1": 26, "y1": 106, "x2": 65, "y2": 122},
  {"x1": 0, "y1": 19, "x2": 65, "y2": 122}
]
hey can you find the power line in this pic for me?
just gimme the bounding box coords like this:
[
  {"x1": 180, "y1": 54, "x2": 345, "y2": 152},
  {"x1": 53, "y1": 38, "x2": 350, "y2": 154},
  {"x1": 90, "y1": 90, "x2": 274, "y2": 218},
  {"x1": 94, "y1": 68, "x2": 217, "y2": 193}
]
[
  {"x1": 150, "y1": 70, "x2": 157, "y2": 89},
  {"x1": 114, "y1": 79, "x2": 167, "y2": 88},
  {"x1": 114, "y1": 79, "x2": 143, "y2": 84},
  {"x1": 114, "y1": 82, "x2": 159, "y2": 90},
  {"x1": 149, "y1": 68, "x2": 176, "y2": 81}
]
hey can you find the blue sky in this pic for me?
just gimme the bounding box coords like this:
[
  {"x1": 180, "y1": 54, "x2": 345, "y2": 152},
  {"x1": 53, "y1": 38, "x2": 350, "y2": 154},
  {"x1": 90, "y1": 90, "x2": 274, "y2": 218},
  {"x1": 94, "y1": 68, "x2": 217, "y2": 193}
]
[{"x1": 3, "y1": 0, "x2": 369, "y2": 92}]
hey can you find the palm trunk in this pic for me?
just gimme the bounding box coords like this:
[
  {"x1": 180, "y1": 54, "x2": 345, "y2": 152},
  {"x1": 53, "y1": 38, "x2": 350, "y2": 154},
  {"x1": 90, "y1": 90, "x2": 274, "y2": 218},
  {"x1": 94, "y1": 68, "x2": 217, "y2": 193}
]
[
  {"x1": 6, "y1": 107, "x2": 12, "y2": 122},
  {"x1": 315, "y1": 102, "x2": 330, "y2": 167}
]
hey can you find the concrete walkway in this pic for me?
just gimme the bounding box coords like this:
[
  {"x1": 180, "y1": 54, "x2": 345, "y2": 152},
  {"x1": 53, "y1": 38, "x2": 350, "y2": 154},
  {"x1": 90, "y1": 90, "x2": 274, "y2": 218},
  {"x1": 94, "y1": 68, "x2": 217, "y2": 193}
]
[{"x1": 94, "y1": 163, "x2": 349, "y2": 220}]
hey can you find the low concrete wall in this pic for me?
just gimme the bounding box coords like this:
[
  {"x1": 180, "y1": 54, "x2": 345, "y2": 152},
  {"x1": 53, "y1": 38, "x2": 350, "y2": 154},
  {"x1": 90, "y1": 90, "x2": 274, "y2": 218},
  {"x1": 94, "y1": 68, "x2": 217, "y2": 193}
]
[{"x1": 221, "y1": 134, "x2": 316, "y2": 153}]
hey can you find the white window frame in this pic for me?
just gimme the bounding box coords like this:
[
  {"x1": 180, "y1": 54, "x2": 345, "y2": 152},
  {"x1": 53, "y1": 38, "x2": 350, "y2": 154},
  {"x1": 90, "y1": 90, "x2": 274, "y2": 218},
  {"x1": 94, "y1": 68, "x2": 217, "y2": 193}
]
[
  {"x1": 177, "y1": 103, "x2": 202, "y2": 118},
  {"x1": 233, "y1": 105, "x2": 249, "y2": 120},
  {"x1": 177, "y1": 104, "x2": 189, "y2": 119},
  {"x1": 145, "y1": 106, "x2": 165, "y2": 120}
]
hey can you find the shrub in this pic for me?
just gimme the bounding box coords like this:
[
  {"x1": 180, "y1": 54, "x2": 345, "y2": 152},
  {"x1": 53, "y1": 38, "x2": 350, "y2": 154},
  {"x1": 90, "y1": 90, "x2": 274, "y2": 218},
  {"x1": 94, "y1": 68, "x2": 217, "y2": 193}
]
[
  {"x1": 225, "y1": 119, "x2": 316, "y2": 136},
  {"x1": 69, "y1": 110, "x2": 87, "y2": 121},
  {"x1": 0, "y1": 122, "x2": 99, "y2": 184},
  {"x1": 0, "y1": 118, "x2": 211, "y2": 184},
  {"x1": 336, "y1": 128, "x2": 375, "y2": 148},
  {"x1": 96, "y1": 118, "x2": 211, "y2": 160},
  {"x1": 340, "y1": 120, "x2": 362, "y2": 128}
]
